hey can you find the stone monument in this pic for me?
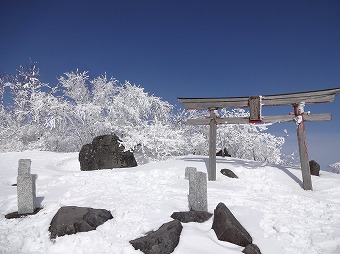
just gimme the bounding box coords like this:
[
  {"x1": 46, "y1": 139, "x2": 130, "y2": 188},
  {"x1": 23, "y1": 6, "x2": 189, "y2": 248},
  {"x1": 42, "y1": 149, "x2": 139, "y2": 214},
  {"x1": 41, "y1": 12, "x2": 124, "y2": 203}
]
[
  {"x1": 17, "y1": 159, "x2": 37, "y2": 214},
  {"x1": 185, "y1": 167, "x2": 208, "y2": 212}
]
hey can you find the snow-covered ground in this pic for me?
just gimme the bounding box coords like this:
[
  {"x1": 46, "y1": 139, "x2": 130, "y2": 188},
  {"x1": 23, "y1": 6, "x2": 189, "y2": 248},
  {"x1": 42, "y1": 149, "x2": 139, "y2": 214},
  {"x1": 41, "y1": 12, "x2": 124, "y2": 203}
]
[{"x1": 0, "y1": 151, "x2": 340, "y2": 254}]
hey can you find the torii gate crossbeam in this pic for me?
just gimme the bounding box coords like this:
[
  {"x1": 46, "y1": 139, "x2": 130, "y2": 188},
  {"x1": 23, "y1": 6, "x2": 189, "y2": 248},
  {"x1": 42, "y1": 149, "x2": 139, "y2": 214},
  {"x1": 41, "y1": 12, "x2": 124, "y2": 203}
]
[{"x1": 178, "y1": 87, "x2": 340, "y2": 190}]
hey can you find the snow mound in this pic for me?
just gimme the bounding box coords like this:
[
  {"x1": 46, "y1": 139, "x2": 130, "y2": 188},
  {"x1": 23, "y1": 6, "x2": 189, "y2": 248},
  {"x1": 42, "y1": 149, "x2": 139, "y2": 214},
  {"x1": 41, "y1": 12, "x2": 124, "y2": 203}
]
[{"x1": 1, "y1": 151, "x2": 340, "y2": 253}]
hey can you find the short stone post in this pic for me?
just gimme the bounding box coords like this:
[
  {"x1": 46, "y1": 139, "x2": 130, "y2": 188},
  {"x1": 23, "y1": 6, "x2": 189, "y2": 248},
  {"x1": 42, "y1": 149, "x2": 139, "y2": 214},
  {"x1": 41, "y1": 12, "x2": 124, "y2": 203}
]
[
  {"x1": 185, "y1": 167, "x2": 197, "y2": 180},
  {"x1": 17, "y1": 159, "x2": 37, "y2": 214},
  {"x1": 185, "y1": 167, "x2": 207, "y2": 212}
]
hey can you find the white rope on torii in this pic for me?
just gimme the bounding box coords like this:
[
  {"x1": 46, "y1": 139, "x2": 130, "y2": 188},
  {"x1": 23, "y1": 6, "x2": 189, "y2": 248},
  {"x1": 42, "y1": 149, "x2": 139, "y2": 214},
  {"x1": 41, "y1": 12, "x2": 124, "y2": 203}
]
[{"x1": 178, "y1": 87, "x2": 340, "y2": 190}]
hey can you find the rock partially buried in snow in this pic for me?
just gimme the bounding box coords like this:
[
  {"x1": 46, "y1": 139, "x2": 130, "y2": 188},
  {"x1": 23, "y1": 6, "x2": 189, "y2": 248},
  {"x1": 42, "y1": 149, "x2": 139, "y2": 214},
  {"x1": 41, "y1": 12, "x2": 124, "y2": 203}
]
[
  {"x1": 130, "y1": 220, "x2": 182, "y2": 254},
  {"x1": 216, "y1": 148, "x2": 231, "y2": 157},
  {"x1": 309, "y1": 160, "x2": 320, "y2": 176},
  {"x1": 5, "y1": 207, "x2": 43, "y2": 219},
  {"x1": 79, "y1": 134, "x2": 137, "y2": 171},
  {"x1": 212, "y1": 202, "x2": 252, "y2": 247},
  {"x1": 49, "y1": 206, "x2": 113, "y2": 239},
  {"x1": 171, "y1": 211, "x2": 213, "y2": 223},
  {"x1": 220, "y1": 168, "x2": 238, "y2": 178},
  {"x1": 243, "y1": 243, "x2": 262, "y2": 254}
]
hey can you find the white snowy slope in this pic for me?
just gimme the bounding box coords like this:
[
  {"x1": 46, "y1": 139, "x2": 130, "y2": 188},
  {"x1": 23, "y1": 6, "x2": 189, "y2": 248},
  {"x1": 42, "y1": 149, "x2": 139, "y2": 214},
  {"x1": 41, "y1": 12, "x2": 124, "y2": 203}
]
[{"x1": 0, "y1": 151, "x2": 340, "y2": 254}]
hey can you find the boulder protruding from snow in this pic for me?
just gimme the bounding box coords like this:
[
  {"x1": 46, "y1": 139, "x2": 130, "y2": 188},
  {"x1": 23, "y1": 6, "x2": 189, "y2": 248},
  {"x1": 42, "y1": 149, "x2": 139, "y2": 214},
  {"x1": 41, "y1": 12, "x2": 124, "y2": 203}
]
[
  {"x1": 171, "y1": 211, "x2": 212, "y2": 223},
  {"x1": 130, "y1": 220, "x2": 182, "y2": 254},
  {"x1": 79, "y1": 134, "x2": 137, "y2": 171},
  {"x1": 212, "y1": 202, "x2": 252, "y2": 247},
  {"x1": 309, "y1": 160, "x2": 320, "y2": 176},
  {"x1": 49, "y1": 206, "x2": 113, "y2": 239},
  {"x1": 220, "y1": 169, "x2": 238, "y2": 178},
  {"x1": 243, "y1": 244, "x2": 262, "y2": 254}
]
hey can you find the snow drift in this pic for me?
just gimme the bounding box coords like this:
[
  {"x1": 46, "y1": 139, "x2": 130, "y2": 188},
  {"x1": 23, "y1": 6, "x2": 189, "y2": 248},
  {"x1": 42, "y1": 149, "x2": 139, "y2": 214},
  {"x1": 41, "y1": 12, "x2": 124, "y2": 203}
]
[{"x1": 1, "y1": 151, "x2": 340, "y2": 253}]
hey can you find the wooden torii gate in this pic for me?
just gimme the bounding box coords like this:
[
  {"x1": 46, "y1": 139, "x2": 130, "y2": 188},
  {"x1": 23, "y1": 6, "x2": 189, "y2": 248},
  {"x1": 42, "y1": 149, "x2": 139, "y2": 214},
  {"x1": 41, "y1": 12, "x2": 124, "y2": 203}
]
[{"x1": 178, "y1": 88, "x2": 340, "y2": 190}]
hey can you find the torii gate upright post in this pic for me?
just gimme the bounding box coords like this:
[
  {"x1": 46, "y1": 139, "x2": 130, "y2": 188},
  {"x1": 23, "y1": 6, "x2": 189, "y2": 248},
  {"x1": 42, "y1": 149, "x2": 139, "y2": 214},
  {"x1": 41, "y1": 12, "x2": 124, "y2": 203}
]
[
  {"x1": 208, "y1": 108, "x2": 217, "y2": 181},
  {"x1": 294, "y1": 102, "x2": 313, "y2": 190}
]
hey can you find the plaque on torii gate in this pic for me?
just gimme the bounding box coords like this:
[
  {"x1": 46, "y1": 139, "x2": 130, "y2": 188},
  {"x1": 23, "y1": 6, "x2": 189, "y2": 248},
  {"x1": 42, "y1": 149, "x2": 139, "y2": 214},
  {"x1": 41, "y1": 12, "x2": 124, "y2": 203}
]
[{"x1": 178, "y1": 88, "x2": 340, "y2": 190}]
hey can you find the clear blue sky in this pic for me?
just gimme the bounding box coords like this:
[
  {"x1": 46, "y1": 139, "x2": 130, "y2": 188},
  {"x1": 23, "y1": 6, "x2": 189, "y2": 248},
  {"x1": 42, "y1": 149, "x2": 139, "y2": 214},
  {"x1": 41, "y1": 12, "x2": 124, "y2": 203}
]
[{"x1": 1, "y1": 0, "x2": 340, "y2": 168}]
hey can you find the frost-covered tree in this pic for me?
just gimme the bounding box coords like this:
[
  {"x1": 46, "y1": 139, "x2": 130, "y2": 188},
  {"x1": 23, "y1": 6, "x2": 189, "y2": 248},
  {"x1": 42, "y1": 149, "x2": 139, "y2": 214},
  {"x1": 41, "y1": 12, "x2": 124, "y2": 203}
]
[
  {"x1": 329, "y1": 163, "x2": 340, "y2": 174},
  {"x1": 179, "y1": 108, "x2": 284, "y2": 164},
  {"x1": 0, "y1": 76, "x2": 14, "y2": 150},
  {"x1": 48, "y1": 73, "x2": 180, "y2": 157},
  {"x1": 0, "y1": 63, "x2": 286, "y2": 164},
  {"x1": 0, "y1": 75, "x2": 6, "y2": 106},
  {"x1": 112, "y1": 82, "x2": 172, "y2": 127},
  {"x1": 54, "y1": 71, "x2": 107, "y2": 149},
  {"x1": 217, "y1": 128, "x2": 284, "y2": 164},
  {"x1": 111, "y1": 82, "x2": 179, "y2": 161},
  {"x1": 0, "y1": 63, "x2": 68, "y2": 151},
  {"x1": 57, "y1": 70, "x2": 90, "y2": 104},
  {"x1": 122, "y1": 119, "x2": 187, "y2": 162},
  {"x1": 175, "y1": 108, "x2": 209, "y2": 155},
  {"x1": 91, "y1": 74, "x2": 117, "y2": 106},
  {"x1": 2, "y1": 63, "x2": 52, "y2": 150}
]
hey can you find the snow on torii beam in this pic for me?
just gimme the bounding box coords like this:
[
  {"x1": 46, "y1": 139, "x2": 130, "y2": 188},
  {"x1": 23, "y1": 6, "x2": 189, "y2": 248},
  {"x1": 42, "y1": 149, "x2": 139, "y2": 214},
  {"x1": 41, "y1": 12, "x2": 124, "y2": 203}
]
[
  {"x1": 178, "y1": 87, "x2": 340, "y2": 190},
  {"x1": 179, "y1": 88, "x2": 340, "y2": 110}
]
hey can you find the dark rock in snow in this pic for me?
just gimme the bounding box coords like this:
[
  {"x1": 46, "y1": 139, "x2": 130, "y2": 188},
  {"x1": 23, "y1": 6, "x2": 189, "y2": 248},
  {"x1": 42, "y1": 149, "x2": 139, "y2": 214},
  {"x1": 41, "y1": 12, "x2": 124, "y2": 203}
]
[
  {"x1": 79, "y1": 134, "x2": 137, "y2": 171},
  {"x1": 243, "y1": 244, "x2": 262, "y2": 254},
  {"x1": 5, "y1": 207, "x2": 43, "y2": 219},
  {"x1": 171, "y1": 211, "x2": 213, "y2": 223},
  {"x1": 220, "y1": 169, "x2": 238, "y2": 178},
  {"x1": 216, "y1": 148, "x2": 231, "y2": 157},
  {"x1": 309, "y1": 160, "x2": 320, "y2": 176},
  {"x1": 49, "y1": 206, "x2": 113, "y2": 239},
  {"x1": 212, "y1": 202, "x2": 252, "y2": 247},
  {"x1": 130, "y1": 220, "x2": 182, "y2": 254}
]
